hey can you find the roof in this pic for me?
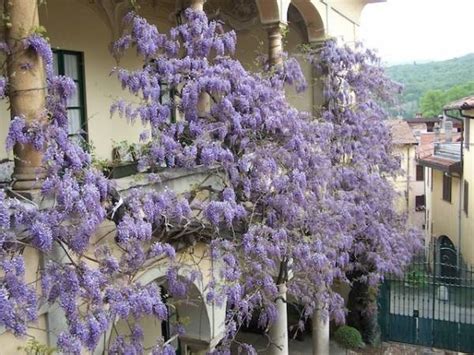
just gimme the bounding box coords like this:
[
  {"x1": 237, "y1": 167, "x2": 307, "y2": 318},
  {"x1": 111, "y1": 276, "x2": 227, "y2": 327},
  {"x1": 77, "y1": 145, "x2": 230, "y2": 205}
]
[
  {"x1": 417, "y1": 155, "x2": 462, "y2": 174},
  {"x1": 387, "y1": 119, "x2": 417, "y2": 145},
  {"x1": 417, "y1": 132, "x2": 462, "y2": 159},
  {"x1": 444, "y1": 95, "x2": 474, "y2": 111},
  {"x1": 405, "y1": 117, "x2": 441, "y2": 124}
]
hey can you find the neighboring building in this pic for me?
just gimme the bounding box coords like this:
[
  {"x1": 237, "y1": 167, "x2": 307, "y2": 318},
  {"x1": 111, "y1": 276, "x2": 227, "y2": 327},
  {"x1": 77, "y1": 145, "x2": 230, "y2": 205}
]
[
  {"x1": 419, "y1": 98, "x2": 474, "y2": 268},
  {"x1": 405, "y1": 116, "x2": 462, "y2": 135},
  {"x1": 387, "y1": 120, "x2": 424, "y2": 229},
  {"x1": 0, "y1": 0, "x2": 379, "y2": 353}
]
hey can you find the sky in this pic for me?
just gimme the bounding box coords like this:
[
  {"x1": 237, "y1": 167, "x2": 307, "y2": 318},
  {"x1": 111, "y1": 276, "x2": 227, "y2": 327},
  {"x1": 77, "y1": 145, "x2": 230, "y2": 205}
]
[{"x1": 360, "y1": 0, "x2": 474, "y2": 66}]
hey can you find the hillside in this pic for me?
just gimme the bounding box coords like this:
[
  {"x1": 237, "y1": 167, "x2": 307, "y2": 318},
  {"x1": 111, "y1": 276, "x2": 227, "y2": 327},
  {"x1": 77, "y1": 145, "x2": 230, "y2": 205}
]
[{"x1": 386, "y1": 53, "x2": 474, "y2": 117}]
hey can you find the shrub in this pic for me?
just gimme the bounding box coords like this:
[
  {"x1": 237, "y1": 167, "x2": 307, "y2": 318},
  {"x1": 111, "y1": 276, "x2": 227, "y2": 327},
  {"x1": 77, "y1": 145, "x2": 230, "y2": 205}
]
[{"x1": 334, "y1": 325, "x2": 364, "y2": 349}]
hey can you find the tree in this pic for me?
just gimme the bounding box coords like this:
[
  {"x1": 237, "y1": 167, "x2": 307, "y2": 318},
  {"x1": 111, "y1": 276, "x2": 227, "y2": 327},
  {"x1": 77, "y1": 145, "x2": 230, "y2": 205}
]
[
  {"x1": 420, "y1": 89, "x2": 446, "y2": 117},
  {"x1": 0, "y1": 7, "x2": 420, "y2": 354},
  {"x1": 419, "y1": 82, "x2": 474, "y2": 117},
  {"x1": 308, "y1": 41, "x2": 422, "y2": 344}
]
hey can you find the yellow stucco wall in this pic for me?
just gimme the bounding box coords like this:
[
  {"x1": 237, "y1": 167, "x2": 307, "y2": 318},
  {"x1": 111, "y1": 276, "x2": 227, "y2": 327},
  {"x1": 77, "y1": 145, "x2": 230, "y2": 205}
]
[
  {"x1": 0, "y1": 247, "x2": 48, "y2": 353},
  {"x1": 461, "y1": 111, "x2": 474, "y2": 265},
  {"x1": 431, "y1": 169, "x2": 461, "y2": 251},
  {"x1": 391, "y1": 144, "x2": 425, "y2": 229},
  {"x1": 0, "y1": 0, "x2": 366, "y2": 161},
  {"x1": 426, "y1": 112, "x2": 474, "y2": 266}
]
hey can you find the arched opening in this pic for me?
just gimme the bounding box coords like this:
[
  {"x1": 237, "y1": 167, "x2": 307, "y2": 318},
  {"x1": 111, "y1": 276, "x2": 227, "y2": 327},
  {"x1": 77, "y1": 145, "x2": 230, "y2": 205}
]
[
  {"x1": 438, "y1": 235, "x2": 458, "y2": 281},
  {"x1": 290, "y1": 0, "x2": 325, "y2": 42},
  {"x1": 106, "y1": 268, "x2": 218, "y2": 354}
]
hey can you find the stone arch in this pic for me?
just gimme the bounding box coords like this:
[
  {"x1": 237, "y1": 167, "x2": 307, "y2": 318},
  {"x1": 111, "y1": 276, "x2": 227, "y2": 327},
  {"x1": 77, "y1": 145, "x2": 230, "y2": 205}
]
[
  {"x1": 255, "y1": 0, "x2": 291, "y2": 25},
  {"x1": 99, "y1": 245, "x2": 226, "y2": 354},
  {"x1": 290, "y1": 0, "x2": 325, "y2": 43}
]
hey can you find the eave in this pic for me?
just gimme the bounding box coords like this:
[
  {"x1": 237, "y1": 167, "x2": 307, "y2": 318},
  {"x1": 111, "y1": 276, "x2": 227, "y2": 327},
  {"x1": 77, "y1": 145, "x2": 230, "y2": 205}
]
[{"x1": 417, "y1": 156, "x2": 462, "y2": 174}]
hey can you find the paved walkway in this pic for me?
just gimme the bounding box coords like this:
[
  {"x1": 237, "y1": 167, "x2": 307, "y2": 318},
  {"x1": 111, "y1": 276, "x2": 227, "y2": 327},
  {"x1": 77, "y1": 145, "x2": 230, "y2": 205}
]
[
  {"x1": 232, "y1": 332, "x2": 464, "y2": 354},
  {"x1": 233, "y1": 331, "x2": 346, "y2": 354}
]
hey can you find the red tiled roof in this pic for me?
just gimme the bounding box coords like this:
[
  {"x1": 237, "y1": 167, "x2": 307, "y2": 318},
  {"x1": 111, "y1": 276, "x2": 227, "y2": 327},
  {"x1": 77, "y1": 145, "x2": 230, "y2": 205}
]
[
  {"x1": 444, "y1": 95, "x2": 474, "y2": 111},
  {"x1": 417, "y1": 155, "x2": 461, "y2": 173},
  {"x1": 386, "y1": 119, "x2": 417, "y2": 145}
]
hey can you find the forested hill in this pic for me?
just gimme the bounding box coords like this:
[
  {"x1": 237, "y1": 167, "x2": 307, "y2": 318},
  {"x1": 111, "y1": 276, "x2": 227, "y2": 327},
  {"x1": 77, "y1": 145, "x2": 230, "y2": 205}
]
[{"x1": 386, "y1": 53, "x2": 474, "y2": 118}]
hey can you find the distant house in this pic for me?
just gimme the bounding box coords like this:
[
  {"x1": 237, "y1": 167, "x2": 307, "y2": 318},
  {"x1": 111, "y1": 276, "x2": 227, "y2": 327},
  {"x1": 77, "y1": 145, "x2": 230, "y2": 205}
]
[
  {"x1": 387, "y1": 120, "x2": 424, "y2": 230},
  {"x1": 405, "y1": 116, "x2": 462, "y2": 134},
  {"x1": 418, "y1": 96, "x2": 474, "y2": 267}
]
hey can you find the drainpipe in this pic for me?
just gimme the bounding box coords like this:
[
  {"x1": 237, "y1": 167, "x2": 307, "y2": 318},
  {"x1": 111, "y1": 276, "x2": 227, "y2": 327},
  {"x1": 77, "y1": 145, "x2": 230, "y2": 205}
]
[{"x1": 406, "y1": 145, "x2": 411, "y2": 215}]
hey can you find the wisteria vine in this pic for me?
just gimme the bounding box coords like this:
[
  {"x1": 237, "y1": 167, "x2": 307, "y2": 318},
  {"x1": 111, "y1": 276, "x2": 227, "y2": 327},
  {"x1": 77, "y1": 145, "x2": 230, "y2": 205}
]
[{"x1": 0, "y1": 7, "x2": 421, "y2": 355}]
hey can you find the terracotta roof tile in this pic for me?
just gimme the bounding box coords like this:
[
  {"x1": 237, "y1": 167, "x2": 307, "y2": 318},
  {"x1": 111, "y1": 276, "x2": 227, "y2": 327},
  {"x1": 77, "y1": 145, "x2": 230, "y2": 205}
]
[
  {"x1": 444, "y1": 95, "x2": 474, "y2": 111},
  {"x1": 386, "y1": 119, "x2": 418, "y2": 145}
]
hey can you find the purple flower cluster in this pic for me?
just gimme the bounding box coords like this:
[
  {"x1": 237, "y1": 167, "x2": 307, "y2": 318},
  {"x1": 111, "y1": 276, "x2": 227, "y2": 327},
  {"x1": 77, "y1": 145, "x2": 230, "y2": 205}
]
[{"x1": 0, "y1": 8, "x2": 422, "y2": 354}]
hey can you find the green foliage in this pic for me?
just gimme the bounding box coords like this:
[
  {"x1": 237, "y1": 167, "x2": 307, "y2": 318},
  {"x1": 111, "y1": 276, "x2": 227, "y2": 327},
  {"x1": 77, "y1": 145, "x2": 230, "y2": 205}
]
[
  {"x1": 18, "y1": 339, "x2": 56, "y2": 355},
  {"x1": 334, "y1": 325, "x2": 365, "y2": 349},
  {"x1": 386, "y1": 53, "x2": 474, "y2": 117},
  {"x1": 407, "y1": 269, "x2": 428, "y2": 287},
  {"x1": 420, "y1": 89, "x2": 445, "y2": 117},
  {"x1": 420, "y1": 82, "x2": 474, "y2": 117}
]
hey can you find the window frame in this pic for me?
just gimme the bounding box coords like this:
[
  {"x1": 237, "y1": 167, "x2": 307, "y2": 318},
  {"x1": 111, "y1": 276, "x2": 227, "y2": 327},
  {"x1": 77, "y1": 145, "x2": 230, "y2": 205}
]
[
  {"x1": 442, "y1": 174, "x2": 452, "y2": 203},
  {"x1": 53, "y1": 49, "x2": 88, "y2": 142},
  {"x1": 431, "y1": 169, "x2": 434, "y2": 192},
  {"x1": 416, "y1": 164, "x2": 424, "y2": 181}
]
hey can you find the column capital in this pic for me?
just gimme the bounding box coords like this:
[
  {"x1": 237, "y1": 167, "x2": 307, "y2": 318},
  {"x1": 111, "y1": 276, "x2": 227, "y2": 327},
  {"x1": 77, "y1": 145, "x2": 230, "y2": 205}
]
[{"x1": 190, "y1": 0, "x2": 207, "y2": 12}]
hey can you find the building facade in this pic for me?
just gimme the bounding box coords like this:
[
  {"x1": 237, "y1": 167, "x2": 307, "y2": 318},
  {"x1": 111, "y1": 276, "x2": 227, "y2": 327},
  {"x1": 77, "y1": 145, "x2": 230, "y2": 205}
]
[
  {"x1": 387, "y1": 119, "x2": 425, "y2": 230},
  {"x1": 0, "y1": 0, "x2": 380, "y2": 354},
  {"x1": 420, "y1": 98, "x2": 474, "y2": 269}
]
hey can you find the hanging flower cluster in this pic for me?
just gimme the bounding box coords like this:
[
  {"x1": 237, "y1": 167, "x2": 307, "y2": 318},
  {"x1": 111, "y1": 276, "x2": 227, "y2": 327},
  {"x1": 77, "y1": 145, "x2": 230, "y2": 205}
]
[
  {"x1": 308, "y1": 40, "x2": 422, "y2": 287},
  {"x1": 0, "y1": 8, "x2": 421, "y2": 355}
]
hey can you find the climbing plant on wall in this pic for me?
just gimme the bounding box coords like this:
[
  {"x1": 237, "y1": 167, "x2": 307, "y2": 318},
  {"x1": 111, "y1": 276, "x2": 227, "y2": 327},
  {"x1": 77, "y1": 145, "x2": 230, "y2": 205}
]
[{"x1": 0, "y1": 6, "x2": 421, "y2": 354}]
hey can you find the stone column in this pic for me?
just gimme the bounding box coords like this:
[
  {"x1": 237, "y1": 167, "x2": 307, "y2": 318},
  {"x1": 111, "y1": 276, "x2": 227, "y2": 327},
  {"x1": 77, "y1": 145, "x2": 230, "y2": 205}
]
[
  {"x1": 268, "y1": 283, "x2": 289, "y2": 355},
  {"x1": 266, "y1": 23, "x2": 285, "y2": 67},
  {"x1": 5, "y1": 0, "x2": 46, "y2": 191},
  {"x1": 190, "y1": 0, "x2": 206, "y2": 12},
  {"x1": 312, "y1": 303, "x2": 330, "y2": 355}
]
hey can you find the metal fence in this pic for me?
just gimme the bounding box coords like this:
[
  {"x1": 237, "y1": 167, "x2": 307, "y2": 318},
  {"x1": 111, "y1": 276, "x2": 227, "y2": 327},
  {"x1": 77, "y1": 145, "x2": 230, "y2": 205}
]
[{"x1": 378, "y1": 255, "x2": 474, "y2": 353}]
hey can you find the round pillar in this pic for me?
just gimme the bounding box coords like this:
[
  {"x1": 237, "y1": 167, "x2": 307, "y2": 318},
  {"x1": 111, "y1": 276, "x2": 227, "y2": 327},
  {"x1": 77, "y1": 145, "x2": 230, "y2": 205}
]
[
  {"x1": 266, "y1": 23, "x2": 285, "y2": 67},
  {"x1": 312, "y1": 305, "x2": 330, "y2": 355},
  {"x1": 269, "y1": 283, "x2": 289, "y2": 355},
  {"x1": 6, "y1": 0, "x2": 47, "y2": 190}
]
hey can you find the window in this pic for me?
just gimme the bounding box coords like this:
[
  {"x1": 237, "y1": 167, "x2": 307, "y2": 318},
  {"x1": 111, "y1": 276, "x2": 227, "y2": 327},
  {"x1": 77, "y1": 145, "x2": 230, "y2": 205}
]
[
  {"x1": 427, "y1": 168, "x2": 430, "y2": 188},
  {"x1": 431, "y1": 169, "x2": 433, "y2": 191},
  {"x1": 464, "y1": 180, "x2": 469, "y2": 215},
  {"x1": 465, "y1": 119, "x2": 470, "y2": 150},
  {"x1": 415, "y1": 195, "x2": 425, "y2": 211},
  {"x1": 442, "y1": 174, "x2": 452, "y2": 202},
  {"x1": 53, "y1": 50, "x2": 87, "y2": 141},
  {"x1": 416, "y1": 165, "x2": 424, "y2": 181}
]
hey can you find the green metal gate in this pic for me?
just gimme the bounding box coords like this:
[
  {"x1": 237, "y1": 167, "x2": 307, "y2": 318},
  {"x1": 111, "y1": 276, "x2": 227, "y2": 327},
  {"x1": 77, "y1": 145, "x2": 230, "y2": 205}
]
[{"x1": 378, "y1": 259, "x2": 474, "y2": 353}]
